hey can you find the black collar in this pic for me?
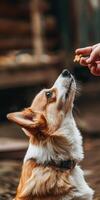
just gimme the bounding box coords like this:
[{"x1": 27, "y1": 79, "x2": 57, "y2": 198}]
[
  {"x1": 45, "y1": 159, "x2": 76, "y2": 171},
  {"x1": 30, "y1": 158, "x2": 76, "y2": 171}
]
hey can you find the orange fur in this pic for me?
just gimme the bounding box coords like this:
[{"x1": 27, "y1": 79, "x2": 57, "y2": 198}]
[
  {"x1": 15, "y1": 160, "x2": 73, "y2": 200},
  {"x1": 15, "y1": 160, "x2": 36, "y2": 200}
]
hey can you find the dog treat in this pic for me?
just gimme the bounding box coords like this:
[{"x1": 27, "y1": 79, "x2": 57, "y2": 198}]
[{"x1": 74, "y1": 54, "x2": 82, "y2": 62}]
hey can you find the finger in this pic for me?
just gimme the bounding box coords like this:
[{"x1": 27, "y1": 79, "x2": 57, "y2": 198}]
[
  {"x1": 96, "y1": 63, "x2": 100, "y2": 71},
  {"x1": 86, "y1": 51, "x2": 96, "y2": 63},
  {"x1": 90, "y1": 67, "x2": 100, "y2": 76},
  {"x1": 90, "y1": 65, "x2": 100, "y2": 76},
  {"x1": 92, "y1": 43, "x2": 100, "y2": 49},
  {"x1": 96, "y1": 61, "x2": 100, "y2": 64},
  {"x1": 79, "y1": 57, "x2": 88, "y2": 66},
  {"x1": 87, "y1": 47, "x2": 100, "y2": 63},
  {"x1": 88, "y1": 64, "x2": 92, "y2": 70},
  {"x1": 87, "y1": 64, "x2": 97, "y2": 75},
  {"x1": 75, "y1": 46, "x2": 92, "y2": 55},
  {"x1": 88, "y1": 62, "x2": 100, "y2": 70}
]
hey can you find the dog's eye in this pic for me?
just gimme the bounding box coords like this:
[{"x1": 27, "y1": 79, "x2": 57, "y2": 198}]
[{"x1": 45, "y1": 91, "x2": 52, "y2": 99}]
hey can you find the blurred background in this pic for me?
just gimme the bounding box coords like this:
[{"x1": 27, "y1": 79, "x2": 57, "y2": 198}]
[{"x1": 0, "y1": 0, "x2": 100, "y2": 199}]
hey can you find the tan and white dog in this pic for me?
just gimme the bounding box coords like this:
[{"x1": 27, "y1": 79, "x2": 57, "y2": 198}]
[{"x1": 7, "y1": 69, "x2": 94, "y2": 200}]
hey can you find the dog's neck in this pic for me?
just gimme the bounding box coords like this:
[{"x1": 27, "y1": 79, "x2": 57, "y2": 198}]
[
  {"x1": 24, "y1": 113, "x2": 83, "y2": 164},
  {"x1": 24, "y1": 113, "x2": 84, "y2": 164}
]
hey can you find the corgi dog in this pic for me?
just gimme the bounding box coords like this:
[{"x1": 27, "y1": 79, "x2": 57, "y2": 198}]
[{"x1": 7, "y1": 69, "x2": 94, "y2": 200}]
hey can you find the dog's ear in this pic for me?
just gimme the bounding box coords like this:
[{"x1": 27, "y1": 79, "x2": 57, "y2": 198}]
[{"x1": 7, "y1": 108, "x2": 47, "y2": 137}]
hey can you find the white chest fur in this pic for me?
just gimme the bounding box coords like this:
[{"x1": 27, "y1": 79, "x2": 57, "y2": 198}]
[
  {"x1": 24, "y1": 117, "x2": 84, "y2": 164},
  {"x1": 24, "y1": 142, "x2": 55, "y2": 164}
]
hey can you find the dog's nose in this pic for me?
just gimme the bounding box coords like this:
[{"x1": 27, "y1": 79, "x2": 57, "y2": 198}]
[{"x1": 62, "y1": 69, "x2": 71, "y2": 77}]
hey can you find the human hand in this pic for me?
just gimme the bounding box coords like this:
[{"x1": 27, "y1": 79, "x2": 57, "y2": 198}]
[{"x1": 75, "y1": 43, "x2": 100, "y2": 76}]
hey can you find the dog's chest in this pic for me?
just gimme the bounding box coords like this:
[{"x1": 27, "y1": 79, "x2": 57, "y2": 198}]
[
  {"x1": 21, "y1": 160, "x2": 73, "y2": 198},
  {"x1": 24, "y1": 130, "x2": 83, "y2": 164}
]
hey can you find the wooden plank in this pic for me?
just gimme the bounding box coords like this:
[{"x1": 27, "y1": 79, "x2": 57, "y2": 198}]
[
  {"x1": 0, "y1": 19, "x2": 31, "y2": 35},
  {"x1": 0, "y1": 18, "x2": 56, "y2": 37},
  {"x1": 0, "y1": 37, "x2": 59, "y2": 51},
  {"x1": 0, "y1": 2, "x2": 29, "y2": 18},
  {"x1": 0, "y1": 37, "x2": 32, "y2": 50},
  {"x1": 0, "y1": 65, "x2": 61, "y2": 88},
  {"x1": 0, "y1": 1, "x2": 49, "y2": 18},
  {"x1": 0, "y1": 138, "x2": 28, "y2": 152}
]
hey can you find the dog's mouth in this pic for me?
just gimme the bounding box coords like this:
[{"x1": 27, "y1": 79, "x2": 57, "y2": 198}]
[{"x1": 65, "y1": 78, "x2": 73, "y2": 99}]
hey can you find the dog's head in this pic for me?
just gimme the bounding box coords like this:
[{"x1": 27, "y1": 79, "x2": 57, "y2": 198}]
[{"x1": 7, "y1": 69, "x2": 76, "y2": 139}]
